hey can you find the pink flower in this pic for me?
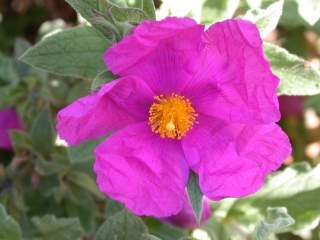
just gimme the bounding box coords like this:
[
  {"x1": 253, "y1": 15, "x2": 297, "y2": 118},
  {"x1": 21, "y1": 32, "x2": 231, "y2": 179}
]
[
  {"x1": 162, "y1": 196, "x2": 212, "y2": 229},
  {"x1": 57, "y1": 17, "x2": 291, "y2": 217},
  {"x1": 0, "y1": 108, "x2": 22, "y2": 150}
]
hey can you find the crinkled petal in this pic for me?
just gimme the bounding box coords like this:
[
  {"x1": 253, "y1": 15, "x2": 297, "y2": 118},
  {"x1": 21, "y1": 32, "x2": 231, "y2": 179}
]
[
  {"x1": 162, "y1": 195, "x2": 212, "y2": 229},
  {"x1": 94, "y1": 122, "x2": 189, "y2": 217},
  {"x1": 57, "y1": 76, "x2": 154, "y2": 145},
  {"x1": 104, "y1": 17, "x2": 204, "y2": 94},
  {"x1": 183, "y1": 19, "x2": 280, "y2": 124},
  {"x1": 0, "y1": 108, "x2": 22, "y2": 150},
  {"x1": 182, "y1": 116, "x2": 291, "y2": 200}
]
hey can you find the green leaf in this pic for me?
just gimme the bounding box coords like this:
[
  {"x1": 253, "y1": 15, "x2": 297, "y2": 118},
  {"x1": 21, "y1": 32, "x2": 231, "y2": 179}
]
[
  {"x1": 201, "y1": 0, "x2": 240, "y2": 24},
  {"x1": 14, "y1": 38, "x2": 31, "y2": 59},
  {"x1": 109, "y1": 4, "x2": 147, "y2": 24},
  {"x1": 66, "y1": 170, "x2": 104, "y2": 199},
  {"x1": 31, "y1": 215, "x2": 83, "y2": 240},
  {"x1": 204, "y1": 218, "x2": 231, "y2": 240},
  {"x1": 20, "y1": 26, "x2": 110, "y2": 79},
  {"x1": 231, "y1": 163, "x2": 320, "y2": 231},
  {"x1": 67, "y1": 139, "x2": 99, "y2": 162},
  {"x1": 35, "y1": 157, "x2": 67, "y2": 176},
  {"x1": 141, "y1": 0, "x2": 156, "y2": 19},
  {"x1": 296, "y1": 0, "x2": 320, "y2": 26},
  {"x1": 89, "y1": 11, "x2": 120, "y2": 40},
  {"x1": 255, "y1": 207, "x2": 295, "y2": 240},
  {"x1": 142, "y1": 234, "x2": 162, "y2": 240},
  {"x1": 66, "y1": 81, "x2": 91, "y2": 103},
  {"x1": 0, "y1": 54, "x2": 19, "y2": 84},
  {"x1": 246, "y1": 0, "x2": 262, "y2": 9},
  {"x1": 65, "y1": 201, "x2": 95, "y2": 233},
  {"x1": 105, "y1": 199, "x2": 124, "y2": 218},
  {"x1": 147, "y1": 219, "x2": 187, "y2": 240},
  {"x1": 243, "y1": 0, "x2": 284, "y2": 38},
  {"x1": 91, "y1": 70, "x2": 116, "y2": 91},
  {"x1": 96, "y1": 209, "x2": 147, "y2": 240},
  {"x1": 64, "y1": 0, "x2": 104, "y2": 32},
  {"x1": 264, "y1": 42, "x2": 320, "y2": 95},
  {"x1": 9, "y1": 130, "x2": 31, "y2": 155},
  {"x1": 187, "y1": 171, "x2": 203, "y2": 223},
  {"x1": 31, "y1": 108, "x2": 53, "y2": 157},
  {"x1": 0, "y1": 204, "x2": 22, "y2": 240},
  {"x1": 14, "y1": 38, "x2": 32, "y2": 77},
  {"x1": 278, "y1": 0, "x2": 305, "y2": 29}
]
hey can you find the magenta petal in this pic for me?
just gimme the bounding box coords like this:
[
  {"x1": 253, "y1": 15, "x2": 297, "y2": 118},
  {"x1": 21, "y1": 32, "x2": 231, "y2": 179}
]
[
  {"x1": 0, "y1": 108, "x2": 22, "y2": 150},
  {"x1": 182, "y1": 117, "x2": 291, "y2": 200},
  {"x1": 93, "y1": 122, "x2": 189, "y2": 217},
  {"x1": 57, "y1": 76, "x2": 154, "y2": 145},
  {"x1": 162, "y1": 195, "x2": 212, "y2": 229},
  {"x1": 183, "y1": 19, "x2": 280, "y2": 124},
  {"x1": 104, "y1": 17, "x2": 204, "y2": 94}
]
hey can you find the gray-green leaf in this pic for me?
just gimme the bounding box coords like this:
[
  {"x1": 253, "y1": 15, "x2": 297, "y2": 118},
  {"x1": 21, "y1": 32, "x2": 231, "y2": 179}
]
[
  {"x1": 0, "y1": 54, "x2": 19, "y2": 84},
  {"x1": 264, "y1": 42, "x2": 320, "y2": 95},
  {"x1": 142, "y1": 234, "x2": 162, "y2": 240},
  {"x1": 20, "y1": 26, "x2": 110, "y2": 79},
  {"x1": 0, "y1": 204, "x2": 22, "y2": 240},
  {"x1": 65, "y1": 0, "x2": 100, "y2": 26},
  {"x1": 31, "y1": 215, "x2": 83, "y2": 240},
  {"x1": 95, "y1": 209, "x2": 147, "y2": 240},
  {"x1": 201, "y1": 0, "x2": 240, "y2": 24},
  {"x1": 243, "y1": 0, "x2": 284, "y2": 38},
  {"x1": 141, "y1": 0, "x2": 156, "y2": 19},
  {"x1": 255, "y1": 207, "x2": 295, "y2": 240},
  {"x1": 231, "y1": 163, "x2": 320, "y2": 231},
  {"x1": 31, "y1": 108, "x2": 53, "y2": 157},
  {"x1": 109, "y1": 4, "x2": 147, "y2": 24},
  {"x1": 187, "y1": 171, "x2": 203, "y2": 224},
  {"x1": 91, "y1": 70, "x2": 116, "y2": 91},
  {"x1": 66, "y1": 170, "x2": 104, "y2": 199},
  {"x1": 296, "y1": 0, "x2": 320, "y2": 26},
  {"x1": 246, "y1": 0, "x2": 262, "y2": 9}
]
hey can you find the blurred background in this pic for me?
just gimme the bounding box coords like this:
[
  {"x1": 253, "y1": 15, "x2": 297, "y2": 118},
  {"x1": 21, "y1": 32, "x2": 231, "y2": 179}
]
[{"x1": 1, "y1": 0, "x2": 320, "y2": 240}]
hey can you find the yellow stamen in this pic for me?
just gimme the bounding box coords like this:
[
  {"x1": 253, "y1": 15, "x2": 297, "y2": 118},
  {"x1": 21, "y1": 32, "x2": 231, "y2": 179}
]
[{"x1": 148, "y1": 94, "x2": 197, "y2": 139}]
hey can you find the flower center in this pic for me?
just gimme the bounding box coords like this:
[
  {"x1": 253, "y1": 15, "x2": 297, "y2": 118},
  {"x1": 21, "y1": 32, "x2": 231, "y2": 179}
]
[{"x1": 148, "y1": 94, "x2": 197, "y2": 139}]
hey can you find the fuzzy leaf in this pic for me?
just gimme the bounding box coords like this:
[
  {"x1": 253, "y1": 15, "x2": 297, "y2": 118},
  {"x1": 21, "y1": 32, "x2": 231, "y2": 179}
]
[
  {"x1": 255, "y1": 207, "x2": 295, "y2": 240},
  {"x1": 0, "y1": 54, "x2": 19, "y2": 84},
  {"x1": 65, "y1": 0, "x2": 99, "y2": 21},
  {"x1": 244, "y1": 0, "x2": 284, "y2": 38},
  {"x1": 31, "y1": 215, "x2": 83, "y2": 240},
  {"x1": 20, "y1": 26, "x2": 110, "y2": 79},
  {"x1": 96, "y1": 210, "x2": 147, "y2": 240},
  {"x1": 246, "y1": 0, "x2": 262, "y2": 9},
  {"x1": 148, "y1": 219, "x2": 187, "y2": 240},
  {"x1": 67, "y1": 171, "x2": 104, "y2": 199},
  {"x1": 109, "y1": 4, "x2": 147, "y2": 23},
  {"x1": 201, "y1": 0, "x2": 240, "y2": 24},
  {"x1": 296, "y1": 0, "x2": 320, "y2": 25},
  {"x1": 31, "y1": 108, "x2": 53, "y2": 157},
  {"x1": 91, "y1": 70, "x2": 116, "y2": 91},
  {"x1": 264, "y1": 42, "x2": 320, "y2": 95},
  {"x1": 89, "y1": 11, "x2": 120, "y2": 40},
  {"x1": 141, "y1": 0, "x2": 156, "y2": 19},
  {"x1": 9, "y1": 130, "x2": 31, "y2": 155},
  {"x1": 231, "y1": 163, "x2": 320, "y2": 231},
  {"x1": 142, "y1": 234, "x2": 162, "y2": 240},
  {"x1": 14, "y1": 38, "x2": 31, "y2": 59},
  {"x1": 0, "y1": 204, "x2": 22, "y2": 240},
  {"x1": 64, "y1": 0, "x2": 105, "y2": 32},
  {"x1": 187, "y1": 172, "x2": 203, "y2": 223}
]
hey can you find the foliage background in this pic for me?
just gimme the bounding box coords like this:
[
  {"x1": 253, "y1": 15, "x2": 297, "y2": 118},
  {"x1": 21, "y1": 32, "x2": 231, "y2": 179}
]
[{"x1": 1, "y1": 0, "x2": 320, "y2": 239}]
